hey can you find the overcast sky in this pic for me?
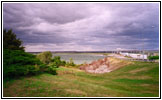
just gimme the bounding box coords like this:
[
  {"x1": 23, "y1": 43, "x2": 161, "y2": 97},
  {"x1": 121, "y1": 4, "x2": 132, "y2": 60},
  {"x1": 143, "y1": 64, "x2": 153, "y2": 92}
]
[{"x1": 3, "y1": 3, "x2": 159, "y2": 52}]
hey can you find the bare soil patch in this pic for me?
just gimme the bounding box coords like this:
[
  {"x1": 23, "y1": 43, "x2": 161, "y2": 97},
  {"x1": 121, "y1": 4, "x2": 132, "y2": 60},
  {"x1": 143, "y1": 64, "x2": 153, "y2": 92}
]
[{"x1": 79, "y1": 57, "x2": 132, "y2": 74}]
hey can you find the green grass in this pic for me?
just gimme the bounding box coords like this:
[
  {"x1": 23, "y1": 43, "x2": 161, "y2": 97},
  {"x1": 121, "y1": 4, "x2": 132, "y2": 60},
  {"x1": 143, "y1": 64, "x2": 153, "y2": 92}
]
[{"x1": 3, "y1": 61, "x2": 159, "y2": 97}]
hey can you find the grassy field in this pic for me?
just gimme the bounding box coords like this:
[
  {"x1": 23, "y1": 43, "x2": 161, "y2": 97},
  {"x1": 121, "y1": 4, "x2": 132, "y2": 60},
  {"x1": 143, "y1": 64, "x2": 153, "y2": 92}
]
[{"x1": 3, "y1": 61, "x2": 159, "y2": 97}]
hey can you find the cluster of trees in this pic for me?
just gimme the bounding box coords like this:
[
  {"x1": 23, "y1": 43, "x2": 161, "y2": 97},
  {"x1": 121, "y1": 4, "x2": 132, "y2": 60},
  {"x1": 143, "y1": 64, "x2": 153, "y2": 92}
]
[
  {"x1": 3, "y1": 29, "x2": 47, "y2": 79},
  {"x1": 3, "y1": 49, "x2": 45, "y2": 78},
  {"x1": 3, "y1": 29, "x2": 24, "y2": 51},
  {"x1": 148, "y1": 56, "x2": 159, "y2": 60},
  {"x1": 36, "y1": 52, "x2": 66, "y2": 75},
  {"x1": 36, "y1": 51, "x2": 76, "y2": 74},
  {"x1": 3, "y1": 29, "x2": 76, "y2": 79}
]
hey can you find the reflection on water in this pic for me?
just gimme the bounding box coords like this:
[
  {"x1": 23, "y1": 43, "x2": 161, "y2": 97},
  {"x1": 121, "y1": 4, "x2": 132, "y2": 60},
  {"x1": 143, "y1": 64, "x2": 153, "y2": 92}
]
[{"x1": 52, "y1": 53, "x2": 106, "y2": 64}]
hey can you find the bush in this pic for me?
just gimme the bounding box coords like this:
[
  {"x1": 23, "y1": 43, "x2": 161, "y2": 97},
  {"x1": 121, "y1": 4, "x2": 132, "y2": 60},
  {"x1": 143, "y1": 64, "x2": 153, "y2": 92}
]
[
  {"x1": 3, "y1": 65, "x2": 41, "y2": 78},
  {"x1": 36, "y1": 51, "x2": 52, "y2": 64},
  {"x1": 27, "y1": 65, "x2": 40, "y2": 75},
  {"x1": 66, "y1": 58, "x2": 76, "y2": 67},
  {"x1": 39, "y1": 63, "x2": 48, "y2": 72},
  {"x1": 3, "y1": 49, "x2": 44, "y2": 78},
  {"x1": 3, "y1": 49, "x2": 41, "y2": 66},
  {"x1": 51, "y1": 56, "x2": 66, "y2": 68},
  {"x1": 3, "y1": 49, "x2": 58, "y2": 79},
  {"x1": 3, "y1": 29, "x2": 57, "y2": 78},
  {"x1": 148, "y1": 56, "x2": 159, "y2": 60},
  {"x1": 49, "y1": 62, "x2": 58, "y2": 68},
  {"x1": 47, "y1": 66, "x2": 57, "y2": 75}
]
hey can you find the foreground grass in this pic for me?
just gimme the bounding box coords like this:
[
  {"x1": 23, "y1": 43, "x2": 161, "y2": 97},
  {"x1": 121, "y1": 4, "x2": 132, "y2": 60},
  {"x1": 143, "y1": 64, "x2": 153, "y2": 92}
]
[{"x1": 3, "y1": 61, "x2": 159, "y2": 97}]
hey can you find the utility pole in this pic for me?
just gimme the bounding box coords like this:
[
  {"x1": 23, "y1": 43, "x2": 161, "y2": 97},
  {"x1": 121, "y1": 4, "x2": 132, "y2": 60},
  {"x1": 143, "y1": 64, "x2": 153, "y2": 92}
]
[
  {"x1": 141, "y1": 30, "x2": 144, "y2": 61},
  {"x1": 141, "y1": 29, "x2": 144, "y2": 61},
  {"x1": 142, "y1": 25, "x2": 155, "y2": 61},
  {"x1": 143, "y1": 50, "x2": 144, "y2": 60}
]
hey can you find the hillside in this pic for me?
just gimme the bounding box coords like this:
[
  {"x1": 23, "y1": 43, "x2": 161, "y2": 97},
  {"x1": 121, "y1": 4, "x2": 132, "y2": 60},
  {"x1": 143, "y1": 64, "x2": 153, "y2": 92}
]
[
  {"x1": 3, "y1": 61, "x2": 159, "y2": 97},
  {"x1": 80, "y1": 57, "x2": 132, "y2": 73}
]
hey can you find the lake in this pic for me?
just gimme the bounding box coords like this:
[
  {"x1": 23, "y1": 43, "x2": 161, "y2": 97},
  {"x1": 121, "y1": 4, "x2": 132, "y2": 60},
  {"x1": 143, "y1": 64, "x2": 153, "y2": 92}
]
[{"x1": 52, "y1": 53, "x2": 106, "y2": 64}]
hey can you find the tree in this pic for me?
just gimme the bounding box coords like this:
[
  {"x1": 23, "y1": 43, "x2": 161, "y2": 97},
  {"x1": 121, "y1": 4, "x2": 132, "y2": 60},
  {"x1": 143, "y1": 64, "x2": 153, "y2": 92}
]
[
  {"x1": 50, "y1": 56, "x2": 66, "y2": 68},
  {"x1": 36, "y1": 51, "x2": 52, "y2": 64},
  {"x1": 3, "y1": 29, "x2": 24, "y2": 51},
  {"x1": 66, "y1": 58, "x2": 75, "y2": 66},
  {"x1": 148, "y1": 56, "x2": 159, "y2": 60}
]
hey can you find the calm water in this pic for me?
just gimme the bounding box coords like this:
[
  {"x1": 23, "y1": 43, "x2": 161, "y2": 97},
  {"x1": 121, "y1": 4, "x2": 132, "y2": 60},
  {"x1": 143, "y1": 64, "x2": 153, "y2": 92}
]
[{"x1": 53, "y1": 53, "x2": 106, "y2": 64}]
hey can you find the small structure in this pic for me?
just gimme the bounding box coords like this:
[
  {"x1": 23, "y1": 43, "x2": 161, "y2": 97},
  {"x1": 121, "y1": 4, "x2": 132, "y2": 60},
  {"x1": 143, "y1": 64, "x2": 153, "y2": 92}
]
[{"x1": 120, "y1": 52, "x2": 148, "y2": 59}]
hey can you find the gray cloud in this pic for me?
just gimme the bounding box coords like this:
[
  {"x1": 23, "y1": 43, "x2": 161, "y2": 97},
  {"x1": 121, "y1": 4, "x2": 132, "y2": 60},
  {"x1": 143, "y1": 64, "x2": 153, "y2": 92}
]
[{"x1": 3, "y1": 3, "x2": 159, "y2": 51}]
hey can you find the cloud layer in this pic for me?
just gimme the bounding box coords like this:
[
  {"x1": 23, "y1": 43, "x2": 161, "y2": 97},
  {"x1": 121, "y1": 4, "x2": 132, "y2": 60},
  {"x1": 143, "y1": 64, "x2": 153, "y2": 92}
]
[{"x1": 3, "y1": 3, "x2": 159, "y2": 52}]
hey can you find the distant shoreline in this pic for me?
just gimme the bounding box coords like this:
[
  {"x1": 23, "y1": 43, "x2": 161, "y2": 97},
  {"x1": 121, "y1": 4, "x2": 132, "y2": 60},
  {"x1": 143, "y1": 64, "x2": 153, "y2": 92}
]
[{"x1": 27, "y1": 50, "x2": 159, "y2": 54}]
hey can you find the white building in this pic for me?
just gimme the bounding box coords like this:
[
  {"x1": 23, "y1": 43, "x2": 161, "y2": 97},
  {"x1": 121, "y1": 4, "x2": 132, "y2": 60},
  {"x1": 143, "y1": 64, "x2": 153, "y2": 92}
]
[{"x1": 120, "y1": 52, "x2": 148, "y2": 59}]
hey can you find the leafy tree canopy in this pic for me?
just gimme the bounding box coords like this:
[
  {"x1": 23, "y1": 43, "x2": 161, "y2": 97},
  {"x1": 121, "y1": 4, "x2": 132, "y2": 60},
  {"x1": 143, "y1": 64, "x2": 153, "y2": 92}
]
[
  {"x1": 36, "y1": 51, "x2": 52, "y2": 64},
  {"x1": 3, "y1": 29, "x2": 24, "y2": 51}
]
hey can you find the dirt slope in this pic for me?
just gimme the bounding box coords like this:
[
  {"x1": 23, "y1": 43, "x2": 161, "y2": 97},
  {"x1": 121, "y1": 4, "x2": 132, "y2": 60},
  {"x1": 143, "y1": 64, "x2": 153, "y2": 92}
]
[{"x1": 79, "y1": 57, "x2": 132, "y2": 74}]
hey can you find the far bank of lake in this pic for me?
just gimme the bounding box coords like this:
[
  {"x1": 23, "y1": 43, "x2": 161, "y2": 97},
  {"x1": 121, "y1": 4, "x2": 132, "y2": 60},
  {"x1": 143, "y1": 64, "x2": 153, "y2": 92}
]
[{"x1": 52, "y1": 53, "x2": 107, "y2": 64}]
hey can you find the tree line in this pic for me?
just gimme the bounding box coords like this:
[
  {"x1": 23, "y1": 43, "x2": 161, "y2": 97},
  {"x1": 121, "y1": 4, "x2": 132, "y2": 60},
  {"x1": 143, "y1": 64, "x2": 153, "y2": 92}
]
[{"x1": 3, "y1": 29, "x2": 76, "y2": 79}]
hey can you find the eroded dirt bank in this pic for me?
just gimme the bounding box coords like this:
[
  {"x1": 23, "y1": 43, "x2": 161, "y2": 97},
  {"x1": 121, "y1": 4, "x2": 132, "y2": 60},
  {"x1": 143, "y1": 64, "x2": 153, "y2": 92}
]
[{"x1": 79, "y1": 57, "x2": 132, "y2": 74}]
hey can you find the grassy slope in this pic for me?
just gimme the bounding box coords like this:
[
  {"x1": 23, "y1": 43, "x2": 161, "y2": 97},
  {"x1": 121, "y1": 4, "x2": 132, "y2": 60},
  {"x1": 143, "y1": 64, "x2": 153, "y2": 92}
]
[{"x1": 3, "y1": 62, "x2": 159, "y2": 97}]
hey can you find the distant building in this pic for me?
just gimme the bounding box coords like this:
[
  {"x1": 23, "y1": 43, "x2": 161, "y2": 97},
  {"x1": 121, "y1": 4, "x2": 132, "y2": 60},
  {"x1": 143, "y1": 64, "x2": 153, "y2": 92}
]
[{"x1": 120, "y1": 52, "x2": 148, "y2": 59}]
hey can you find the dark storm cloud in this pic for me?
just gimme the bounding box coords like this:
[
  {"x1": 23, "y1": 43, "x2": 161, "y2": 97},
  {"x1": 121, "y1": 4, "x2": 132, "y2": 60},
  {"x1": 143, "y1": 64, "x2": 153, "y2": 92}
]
[{"x1": 3, "y1": 3, "x2": 159, "y2": 51}]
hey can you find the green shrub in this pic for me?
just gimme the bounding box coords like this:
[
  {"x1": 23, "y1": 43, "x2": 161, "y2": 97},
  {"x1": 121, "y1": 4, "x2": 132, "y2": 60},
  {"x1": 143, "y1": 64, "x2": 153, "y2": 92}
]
[
  {"x1": 47, "y1": 66, "x2": 57, "y2": 75},
  {"x1": 66, "y1": 58, "x2": 76, "y2": 67},
  {"x1": 3, "y1": 29, "x2": 57, "y2": 78},
  {"x1": 43, "y1": 56, "x2": 66, "y2": 75},
  {"x1": 51, "y1": 56, "x2": 66, "y2": 67},
  {"x1": 39, "y1": 63, "x2": 48, "y2": 72},
  {"x1": 148, "y1": 56, "x2": 159, "y2": 60},
  {"x1": 3, "y1": 65, "x2": 41, "y2": 78},
  {"x1": 36, "y1": 51, "x2": 52, "y2": 64},
  {"x1": 3, "y1": 49, "x2": 41, "y2": 66},
  {"x1": 49, "y1": 62, "x2": 58, "y2": 68},
  {"x1": 27, "y1": 65, "x2": 40, "y2": 75},
  {"x1": 51, "y1": 56, "x2": 61, "y2": 67},
  {"x1": 3, "y1": 49, "x2": 44, "y2": 78}
]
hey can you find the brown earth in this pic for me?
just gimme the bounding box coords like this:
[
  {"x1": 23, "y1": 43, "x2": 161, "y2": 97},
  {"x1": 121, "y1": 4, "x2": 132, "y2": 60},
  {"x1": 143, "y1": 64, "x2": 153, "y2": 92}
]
[{"x1": 79, "y1": 57, "x2": 132, "y2": 74}]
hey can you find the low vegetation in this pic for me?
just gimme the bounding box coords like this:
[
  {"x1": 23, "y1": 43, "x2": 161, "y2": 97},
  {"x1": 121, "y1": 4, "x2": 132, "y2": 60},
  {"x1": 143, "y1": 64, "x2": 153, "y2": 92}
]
[
  {"x1": 3, "y1": 29, "x2": 63, "y2": 79},
  {"x1": 36, "y1": 51, "x2": 52, "y2": 64},
  {"x1": 36, "y1": 51, "x2": 76, "y2": 74},
  {"x1": 51, "y1": 56, "x2": 66, "y2": 67},
  {"x1": 3, "y1": 49, "x2": 46, "y2": 79},
  {"x1": 3, "y1": 29, "x2": 48, "y2": 79},
  {"x1": 3, "y1": 61, "x2": 159, "y2": 97},
  {"x1": 148, "y1": 56, "x2": 159, "y2": 60},
  {"x1": 65, "y1": 58, "x2": 76, "y2": 67}
]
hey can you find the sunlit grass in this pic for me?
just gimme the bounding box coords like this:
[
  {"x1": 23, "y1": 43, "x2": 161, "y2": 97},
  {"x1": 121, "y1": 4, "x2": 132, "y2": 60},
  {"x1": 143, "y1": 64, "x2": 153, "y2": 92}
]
[{"x1": 3, "y1": 61, "x2": 159, "y2": 97}]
